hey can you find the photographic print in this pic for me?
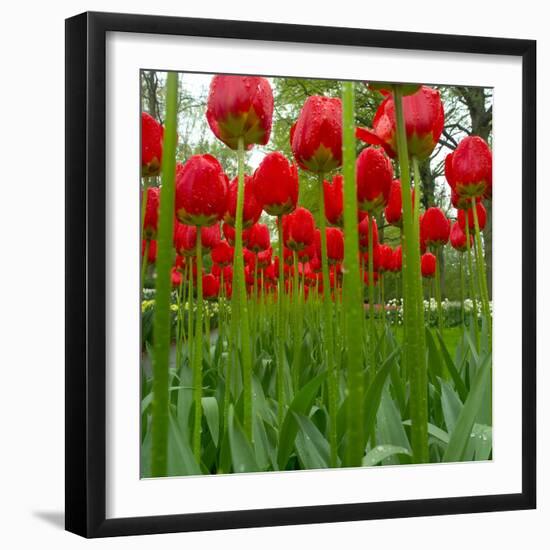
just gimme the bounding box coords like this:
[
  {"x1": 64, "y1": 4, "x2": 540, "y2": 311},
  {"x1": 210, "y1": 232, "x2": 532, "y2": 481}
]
[{"x1": 139, "y1": 70, "x2": 493, "y2": 478}]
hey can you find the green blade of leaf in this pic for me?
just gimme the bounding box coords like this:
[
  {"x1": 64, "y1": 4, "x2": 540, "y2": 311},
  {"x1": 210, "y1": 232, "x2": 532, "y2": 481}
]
[
  {"x1": 228, "y1": 405, "x2": 259, "y2": 473},
  {"x1": 201, "y1": 396, "x2": 220, "y2": 447},
  {"x1": 362, "y1": 445, "x2": 411, "y2": 467},
  {"x1": 293, "y1": 412, "x2": 331, "y2": 470}
]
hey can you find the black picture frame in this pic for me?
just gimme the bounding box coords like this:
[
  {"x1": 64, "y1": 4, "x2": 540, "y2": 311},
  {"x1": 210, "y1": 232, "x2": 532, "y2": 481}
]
[{"x1": 65, "y1": 11, "x2": 537, "y2": 538}]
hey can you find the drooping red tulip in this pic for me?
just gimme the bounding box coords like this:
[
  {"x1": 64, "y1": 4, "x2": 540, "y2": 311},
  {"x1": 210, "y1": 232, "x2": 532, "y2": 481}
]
[
  {"x1": 253, "y1": 152, "x2": 299, "y2": 216},
  {"x1": 421, "y1": 252, "x2": 436, "y2": 278},
  {"x1": 175, "y1": 154, "x2": 228, "y2": 227},
  {"x1": 283, "y1": 207, "x2": 315, "y2": 251},
  {"x1": 247, "y1": 223, "x2": 271, "y2": 253},
  {"x1": 222, "y1": 222, "x2": 250, "y2": 247},
  {"x1": 315, "y1": 227, "x2": 344, "y2": 265},
  {"x1": 142, "y1": 239, "x2": 157, "y2": 264},
  {"x1": 141, "y1": 112, "x2": 163, "y2": 177},
  {"x1": 202, "y1": 273, "x2": 220, "y2": 299},
  {"x1": 290, "y1": 96, "x2": 342, "y2": 173},
  {"x1": 206, "y1": 75, "x2": 274, "y2": 150},
  {"x1": 143, "y1": 186, "x2": 160, "y2": 239},
  {"x1": 224, "y1": 174, "x2": 262, "y2": 229},
  {"x1": 356, "y1": 86, "x2": 444, "y2": 161},
  {"x1": 174, "y1": 222, "x2": 221, "y2": 256},
  {"x1": 211, "y1": 240, "x2": 234, "y2": 266},
  {"x1": 356, "y1": 147, "x2": 394, "y2": 213},
  {"x1": 445, "y1": 136, "x2": 492, "y2": 198},
  {"x1": 457, "y1": 202, "x2": 487, "y2": 231},
  {"x1": 358, "y1": 214, "x2": 379, "y2": 253},
  {"x1": 450, "y1": 221, "x2": 472, "y2": 252},
  {"x1": 420, "y1": 207, "x2": 451, "y2": 247}
]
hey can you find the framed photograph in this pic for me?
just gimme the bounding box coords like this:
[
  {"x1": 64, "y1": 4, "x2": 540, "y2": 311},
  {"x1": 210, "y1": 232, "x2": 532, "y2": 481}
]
[{"x1": 65, "y1": 11, "x2": 536, "y2": 538}]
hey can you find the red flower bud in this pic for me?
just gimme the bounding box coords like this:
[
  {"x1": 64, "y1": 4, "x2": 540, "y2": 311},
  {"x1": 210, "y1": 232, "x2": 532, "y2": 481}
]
[
  {"x1": 253, "y1": 152, "x2": 298, "y2": 216},
  {"x1": 224, "y1": 174, "x2": 262, "y2": 229},
  {"x1": 171, "y1": 267, "x2": 183, "y2": 288},
  {"x1": 315, "y1": 227, "x2": 344, "y2": 264},
  {"x1": 356, "y1": 86, "x2": 444, "y2": 161},
  {"x1": 457, "y1": 202, "x2": 487, "y2": 231},
  {"x1": 290, "y1": 96, "x2": 342, "y2": 173},
  {"x1": 377, "y1": 244, "x2": 394, "y2": 272},
  {"x1": 391, "y1": 246, "x2": 403, "y2": 272},
  {"x1": 141, "y1": 112, "x2": 163, "y2": 177},
  {"x1": 356, "y1": 147, "x2": 394, "y2": 213},
  {"x1": 143, "y1": 186, "x2": 160, "y2": 239},
  {"x1": 358, "y1": 214, "x2": 379, "y2": 253},
  {"x1": 283, "y1": 207, "x2": 315, "y2": 251},
  {"x1": 298, "y1": 243, "x2": 316, "y2": 263},
  {"x1": 450, "y1": 221, "x2": 472, "y2": 252},
  {"x1": 142, "y1": 239, "x2": 157, "y2": 264},
  {"x1": 202, "y1": 273, "x2": 220, "y2": 299},
  {"x1": 175, "y1": 155, "x2": 228, "y2": 227},
  {"x1": 247, "y1": 223, "x2": 271, "y2": 253},
  {"x1": 211, "y1": 240, "x2": 234, "y2": 266},
  {"x1": 445, "y1": 136, "x2": 492, "y2": 198},
  {"x1": 257, "y1": 247, "x2": 273, "y2": 268},
  {"x1": 420, "y1": 207, "x2": 450, "y2": 247},
  {"x1": 222, "y1": 222, "x2": 250, "y2": 247},
  {"x1": 174, "y1": 222, "x2": 221, "y2": 256},
  {"x1": 421, "y1": 252, "x2": 436, "y2": 278},
  {"x1": 206, "y1": 75, "x2": 273, "y2": 150}
]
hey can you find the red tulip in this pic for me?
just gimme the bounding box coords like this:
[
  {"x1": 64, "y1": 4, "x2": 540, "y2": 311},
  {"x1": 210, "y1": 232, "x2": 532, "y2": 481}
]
[
  {"x1": 171, "y1": 267, "x2": 183, "y2": 287},
  {"x1": 356, "y1": 86, "x2": 444, "y2": 161},
  {"x1": 309, "y1": 254, "x2": 322, "y2": 273},
  {"x1": 457, "y1": 202, "x2": 487, "y2": 231},
  {"x1": 143, "y1": 186, "x2": 160, "y2": 239},
  {"x1": 257, "y1": 247, "x2": 273, "y2": 268},
  {"x1": 451, "y1": 188, "x2": 481, "y2": 211},
  {"x1": 391, "y1": 246, "x2": 403, "y2": 272},
  {"x1": 298, "y1": 243, "x2": 316, "y2": 263},
  {"x1": 360, "y1": 246, "x2": 381, "y2": 273},
  {"x1": 420, "y1": 207, "x2": 450, "y2": 247},
  {"x1": 283, "y1": 207, "x2": 315, "y2": 251},
  {"x1": 384, "y1": 179, "x2": 415, "y2": 227},
  {"x1": 141, "y1": 112, "x2": 163, "y2": 177},
  {"x1": 315, "y1": 227, "x2": 344, "y2": 264},
  {"x1": 243, "y1": 248, "x2": 256, "y2": 268},
  {"x1": 174, "y1": 254, "x2": 185, "y2": 272},
  {"x1": 202, "y1": 274, "x2": 220, "y2": 299},
  {"x1": 211, "y1": 240, "x2": 234, "y2": 266},
  {"x1": 206, "y1": 75, "x2": 273, "y2": 150},
  {"x1": 224, "y1": 174, "x2": 262, "y2": 229},
  {"x1": 358, "y1": 214, "x2": 379, "y2": 253},
  {"x1": 450, "y1": 221, "x2": 472, "y2": 252},
  {"x1": 222, "y1": 222, "x2": 250, "y2": 247},
  {"x1": 368, "y1": 82, "x2": 421, "y2": 96},
  {"x1": 290, "y1": 96, "x2": 342, "y2": 173},
  {"x1": 174, "y1": 222, "x2": 221, "y2": 256},
  {"x1": 142, "y1": 239, "x2": 157, "y2": 264},
  {"x1": 445, "y1": 136, "x2": 492, "y2": 198},
  {"x1": 421, "y1": 253, "x2": 436, "y2": 278},
  {"x1": 175, "y1": 154, "x2": 228, "y2": 227},
  {"x1": 322, "y1": 174, "x2": 366, "y2": 226},
  {"x1": 356, "y1": 147, "x2": 394, "y2": 213},
  {"x1": 377, "y1": 244, "x2": 394, "y2": 272},
  {"x1": 247, "y1": 223, "x2": 271, "y2": 253},
  {"x1": 253, "y1": 152, "x2": 299, "y2": 216}
]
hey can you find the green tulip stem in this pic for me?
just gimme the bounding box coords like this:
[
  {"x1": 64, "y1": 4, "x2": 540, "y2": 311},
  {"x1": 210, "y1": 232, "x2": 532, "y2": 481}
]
[
  {"x1": 464, "y1": 217, "x2": 480, "y2": 349},
  {"x1": 192, "y1": 230, "x2": 204, "y2": 462},
  {"x1": 433, "y1": 246, "x2": 444, "y2": 335},
  {"x1": 276, "y1": 215, "x2": 286, "y2": 430},
  {"x1": 367, "y1": 213, "x2": 376, "y2": 372},
  {"x1": 318, "y1": 172, "x2": 337, "y2": 468},
  {"x1": 151, "y1": 72, "x2": 178, "y2": 477},
  {"x1": 471, "y1": 197, "x2": 492, "y2": 349},
  {"x1": 342, "y1": 81, "x2": 365, "y2": 467},
  {"x1": 292, "y1": 250, "x2": 301, "y2": 393},
  {"x1": 392, "y1": 84, "x2": 429, "y2": 463},
  {"x1": 459, "y1": 253, "x2": 465, "y2": 326},
  {"x1": 141, "y1": 239, "x2": 150, "y2": 300},
  {"x1": 233, "y1": 136, "x2": 253, "y2": 440}
]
